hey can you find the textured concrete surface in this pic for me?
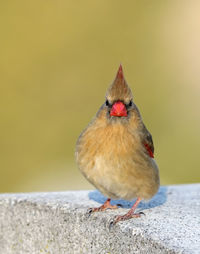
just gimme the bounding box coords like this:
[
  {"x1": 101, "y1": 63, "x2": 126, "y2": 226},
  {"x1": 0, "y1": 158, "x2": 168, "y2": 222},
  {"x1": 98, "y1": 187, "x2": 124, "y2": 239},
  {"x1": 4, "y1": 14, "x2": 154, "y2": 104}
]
[{"x1": 0, "y1": 184, "x2": 200, "y2": 254}]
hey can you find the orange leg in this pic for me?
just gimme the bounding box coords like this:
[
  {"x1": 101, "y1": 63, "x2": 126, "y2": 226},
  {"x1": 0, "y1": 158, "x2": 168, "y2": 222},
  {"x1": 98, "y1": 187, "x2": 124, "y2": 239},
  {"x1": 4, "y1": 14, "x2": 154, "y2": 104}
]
[
  {"x1": 88, "y1": 198, "x2": 119, "y2": 214},
  {"x1": 110, "y1": 197, "x2": 143, "y2": 226}
]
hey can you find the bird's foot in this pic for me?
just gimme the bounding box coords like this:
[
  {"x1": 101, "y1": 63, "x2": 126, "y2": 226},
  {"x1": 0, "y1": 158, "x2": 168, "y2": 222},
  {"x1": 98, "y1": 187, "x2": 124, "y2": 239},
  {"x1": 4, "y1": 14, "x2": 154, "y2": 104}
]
[
  {"x1": 109, "y1": 211, "x2": 144, "y2": 228},
  {"x1": 109, "y1": 197, "x2": 144, "y2": 228},
  {"x1": 88, "y1": 198, "x2": 119, "y2": 215}
]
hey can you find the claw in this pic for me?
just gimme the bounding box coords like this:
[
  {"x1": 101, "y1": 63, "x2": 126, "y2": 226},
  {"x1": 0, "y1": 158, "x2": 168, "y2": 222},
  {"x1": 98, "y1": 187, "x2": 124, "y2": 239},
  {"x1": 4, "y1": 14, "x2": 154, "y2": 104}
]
[
  {"x1": 86, "y1": 208, "x2": 94, "y2": 218},
  {"x1": 88, "y1": 208, "x2": 93, "y2": 214},
  {"x1": 109, "y1": 218, "x2": 116, "y2": 230}
]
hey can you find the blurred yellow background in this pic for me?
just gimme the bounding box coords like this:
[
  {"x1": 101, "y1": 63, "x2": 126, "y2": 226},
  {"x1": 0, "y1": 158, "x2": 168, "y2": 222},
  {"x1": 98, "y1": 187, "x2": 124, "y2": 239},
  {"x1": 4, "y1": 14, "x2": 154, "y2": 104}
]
[{"x1": 1, "y1": 1, "x2": 200, "y2": 193}]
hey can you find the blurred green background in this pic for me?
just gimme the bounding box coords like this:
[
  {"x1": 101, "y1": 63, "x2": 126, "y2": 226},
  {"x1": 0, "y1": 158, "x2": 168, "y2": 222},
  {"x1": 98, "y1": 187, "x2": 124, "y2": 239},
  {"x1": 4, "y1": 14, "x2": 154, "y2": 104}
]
[{"x1": 1, "y1": 1, "x2": 200, "y2": 193}]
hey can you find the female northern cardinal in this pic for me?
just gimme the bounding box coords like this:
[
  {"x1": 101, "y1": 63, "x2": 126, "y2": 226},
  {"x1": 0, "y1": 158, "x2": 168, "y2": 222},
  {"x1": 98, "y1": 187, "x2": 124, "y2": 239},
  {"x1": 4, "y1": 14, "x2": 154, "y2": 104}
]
[{"x1": 75, "y1": 65, "x2": 159, "y2": 225}]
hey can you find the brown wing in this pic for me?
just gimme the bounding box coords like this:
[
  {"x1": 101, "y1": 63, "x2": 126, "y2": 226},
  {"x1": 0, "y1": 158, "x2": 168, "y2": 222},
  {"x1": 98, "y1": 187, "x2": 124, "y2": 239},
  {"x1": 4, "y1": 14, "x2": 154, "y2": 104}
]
[{"x1": 142, "y1": 124, "x2": 154, "y2": 158}]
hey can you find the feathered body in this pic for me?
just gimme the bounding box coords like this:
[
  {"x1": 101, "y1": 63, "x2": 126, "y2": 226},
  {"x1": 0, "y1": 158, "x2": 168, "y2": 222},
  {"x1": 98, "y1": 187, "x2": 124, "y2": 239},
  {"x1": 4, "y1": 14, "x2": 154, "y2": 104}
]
[{"x1": 75, "y1": 66, "x2": 159, "y2": 204}]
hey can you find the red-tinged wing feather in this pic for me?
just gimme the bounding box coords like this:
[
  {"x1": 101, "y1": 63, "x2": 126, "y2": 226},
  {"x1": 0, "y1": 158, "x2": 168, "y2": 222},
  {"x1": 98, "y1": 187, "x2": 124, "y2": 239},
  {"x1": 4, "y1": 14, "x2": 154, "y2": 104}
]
[
  {"x1": 142, "y1": 124, "x2": 155, "y2": 158},
  {"x1": 144, "y1": 143, "x2": 154, "y2": 158}
]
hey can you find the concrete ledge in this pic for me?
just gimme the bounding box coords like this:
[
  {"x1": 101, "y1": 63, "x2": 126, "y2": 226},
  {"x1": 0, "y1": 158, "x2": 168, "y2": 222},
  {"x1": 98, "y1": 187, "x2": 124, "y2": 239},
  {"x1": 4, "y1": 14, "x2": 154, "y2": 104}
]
[{"x1": 0, "y1": 184, "x2": 200, "y2": 254}]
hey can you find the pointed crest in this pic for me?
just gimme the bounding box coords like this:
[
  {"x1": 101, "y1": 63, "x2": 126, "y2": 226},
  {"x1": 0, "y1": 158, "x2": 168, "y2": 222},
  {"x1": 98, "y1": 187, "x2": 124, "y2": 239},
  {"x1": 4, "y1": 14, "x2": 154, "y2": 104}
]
[
  {"x1": 106, "y1": 65, "x2": 133, "y2": 103},
  {"x1": 116, "y1": 64, "x2": 124, "y2": 79}
]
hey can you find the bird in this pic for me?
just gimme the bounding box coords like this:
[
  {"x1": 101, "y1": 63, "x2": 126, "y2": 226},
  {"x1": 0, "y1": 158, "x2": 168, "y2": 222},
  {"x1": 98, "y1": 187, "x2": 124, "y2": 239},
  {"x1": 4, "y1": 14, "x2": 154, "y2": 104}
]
[{"x1": 75, "y1": 65, "x2": 160, "y2": 225}]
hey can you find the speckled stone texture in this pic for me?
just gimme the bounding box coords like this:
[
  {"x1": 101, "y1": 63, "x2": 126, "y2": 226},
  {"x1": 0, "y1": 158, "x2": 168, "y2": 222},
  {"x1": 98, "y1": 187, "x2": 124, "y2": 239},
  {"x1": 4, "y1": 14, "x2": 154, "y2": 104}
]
[{"x1": 0, "y1": 184, "x2": 199, "y2": 254}]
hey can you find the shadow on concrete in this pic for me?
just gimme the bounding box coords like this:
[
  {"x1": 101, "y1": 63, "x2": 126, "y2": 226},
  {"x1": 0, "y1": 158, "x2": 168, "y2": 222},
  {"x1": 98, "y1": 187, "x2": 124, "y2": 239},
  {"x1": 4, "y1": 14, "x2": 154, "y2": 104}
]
[{"x1": 88, "y1": 186, "x2": 168, "y2": 211}]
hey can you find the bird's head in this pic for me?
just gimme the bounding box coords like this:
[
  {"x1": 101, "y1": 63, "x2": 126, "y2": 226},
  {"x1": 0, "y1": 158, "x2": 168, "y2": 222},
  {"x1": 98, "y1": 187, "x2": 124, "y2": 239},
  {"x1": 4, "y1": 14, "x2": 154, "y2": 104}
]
[{"x1": 104, "y1": 65, "x2": 134, "y2": 119}]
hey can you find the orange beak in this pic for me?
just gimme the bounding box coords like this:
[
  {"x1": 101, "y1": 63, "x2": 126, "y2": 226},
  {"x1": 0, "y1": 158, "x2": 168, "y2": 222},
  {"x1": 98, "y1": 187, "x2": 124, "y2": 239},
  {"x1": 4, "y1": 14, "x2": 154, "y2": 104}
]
[{"x1": 110, "y1": 101, "x2": 127, "y2": 117}]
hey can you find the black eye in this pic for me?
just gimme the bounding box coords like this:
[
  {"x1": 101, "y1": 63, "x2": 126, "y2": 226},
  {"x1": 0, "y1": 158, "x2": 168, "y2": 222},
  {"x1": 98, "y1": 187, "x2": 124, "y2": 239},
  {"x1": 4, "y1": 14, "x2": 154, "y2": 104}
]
[
  {"x1": 106, "y1": 100, "x2": 110, "y2": 106},
  {"x1": 128, "y1": 100, "x2": 133, "y2": 107}
]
